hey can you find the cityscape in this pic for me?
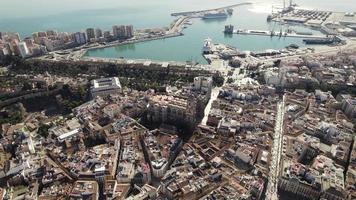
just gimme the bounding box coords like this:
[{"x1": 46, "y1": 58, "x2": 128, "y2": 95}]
[{"x1": 0, "y1": 0, "x2": 355, "y2": 200}]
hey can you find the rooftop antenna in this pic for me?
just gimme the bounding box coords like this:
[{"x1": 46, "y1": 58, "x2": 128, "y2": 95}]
[
  {"x1": 289, "y1": 0, "x2": 293, "y2": 7},
  {"x1": 283, "y1": 0, "x2": 286, "y2": 9}
]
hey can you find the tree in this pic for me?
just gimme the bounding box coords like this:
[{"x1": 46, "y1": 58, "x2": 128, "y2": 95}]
[
  {"x1": 37, "y1": 123, "x2": 51, "y2": 138},
  {"x1": 227, "y1": 78, "x2": 234, "y2": 84},
  {"x1": 212, "y1": 73, "x2": 224, "y2": 87},
  {"x1": 22, "y1": 82, "x2": 32, "y2": 91}
]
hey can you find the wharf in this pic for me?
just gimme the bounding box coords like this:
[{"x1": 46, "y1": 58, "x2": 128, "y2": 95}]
[{"x1": 231, "y1": 29, "x2": 328, "y2": 39}]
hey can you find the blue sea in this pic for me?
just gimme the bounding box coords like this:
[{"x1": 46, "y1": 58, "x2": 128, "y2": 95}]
[{"x1": 1, "y1": 0, "x2": 355, "y2": 63}]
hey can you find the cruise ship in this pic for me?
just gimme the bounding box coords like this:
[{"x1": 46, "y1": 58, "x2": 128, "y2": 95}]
[
  {"x1": 202, "y1": 10, "x2": 228, "y2": 19},
  {"x1": 202, "y1": 38, "x2": 213, "y2": 54}
]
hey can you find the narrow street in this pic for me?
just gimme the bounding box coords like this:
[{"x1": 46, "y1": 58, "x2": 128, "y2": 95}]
[{"x1": 266, "y1": 96, "x2": 286, "y2": 200}]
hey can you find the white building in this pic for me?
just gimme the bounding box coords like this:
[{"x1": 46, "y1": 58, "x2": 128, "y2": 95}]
[
  {"x1": 151, "y1": 158, "x2": 168, "y2": 178},
  {"x1": 18, "y1": 42, "x2": 29, "y2": 58},
  {"x1": 193, "y1": 76, "x2": 213, "y2": 95},
  {"x1": 90, "y1": 77, "x2": 122, "y2": 98}
]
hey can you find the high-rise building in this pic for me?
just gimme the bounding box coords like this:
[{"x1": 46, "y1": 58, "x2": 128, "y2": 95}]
[
  {"x1": 125, "y1": 25, "x2": 134, "y2": 38},
  {"x1": 23, "y1": 37, "x2": 34, "y2": 48},
  {"x1": 112, "y1": 25, "x2": 126, "y2": 39},
  {"x1": 95, "y1": 28, "x2": 103, "y2": 38},
  {"x1": 74, "y1": 32, "x2": 87, "y2": 45},
  {"x1": 0, "y1": 32, "x2": 3, "y2": 40},
  {"x1": 103, "y1": 31, "x2": 111, "y2": 39},
  {"x1": 86, "y1": 28, "x2": 96, "y2": 41},
  {"x1": 193, "y1": 76, "x2": 213, "y2": 95},
  {"x1": 18, "y1": 42, "x2": 29, "y2": 58}
]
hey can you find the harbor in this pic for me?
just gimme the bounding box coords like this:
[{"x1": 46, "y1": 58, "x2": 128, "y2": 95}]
[{"x1": 83, "y1": 0, "x2": 356, "y2": 63}]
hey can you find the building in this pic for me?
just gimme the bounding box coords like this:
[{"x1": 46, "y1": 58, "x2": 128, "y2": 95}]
[
  {"x1": 125, "y1": 25, "x2": 134, "y2": 38},
  {"x1": 341, "y1": 96, "x2": 356, "y2": 119},
  {"x1": 95, "y1": 28, "x2": 103, "y2": 38},
  {"x1": 17, "y1": 42, "x2": 29, "y2": 58},
  {"x1": 103, "y1": 31, "x2": 112, "y2": 40},
  {"x1": 112, "y1": 25, "x2": 126, "y2": 39},
  {"x1": 46, "y1": 30, "x2": 58, "y2": 37},
  {"x1": 86, "y1": 28, "x2": 96, "y2": 42},
  {"x1": 193, "y1": 76, "x2": 213, "y2": 95},
  {"x1": 90, "y1": 77, "x2": 122, "y2": 98},
  {"x1": 74, "y1": 32, "x2": 87, "y2": 45},
  {"x1": 147, "y1": 95, "x2": 197, "y2": 126},
  {"x1": 69, "y1": 181, "x2": 99, "y2": 200}
]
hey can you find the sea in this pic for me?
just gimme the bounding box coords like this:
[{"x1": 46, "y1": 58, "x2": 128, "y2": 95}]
[{"x1": 1, "y1": 0, "x2": 355, "y2": 63}]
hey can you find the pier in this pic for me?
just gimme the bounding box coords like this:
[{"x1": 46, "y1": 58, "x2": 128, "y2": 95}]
[
  {"x1": 171, "y1": 2, "x2": 252, "y2": 17},
  {"x1": 229, "y1": 29, "x2": 329, "y2": 39}
]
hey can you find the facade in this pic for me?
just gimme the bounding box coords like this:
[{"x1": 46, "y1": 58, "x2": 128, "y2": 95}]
[
  {"x1": 341, "y1": 97, "x2": 356, "y2": 119},
  {"x1": 86, "y1": 28, "x2": 96, "y2": 41},
  {"x1": 18, "y1": 42, "x2": 29, "y2": 58},
  {"x1": 112, "y1": 25, "x2": 134, "y2": 39},
  {"x1": 125, "y1": 25, "x2": 134, "y2": 38},
  {"x1": 46, "y1": 30, "x2": 58, "y2": 37},
  {"x1": 95, "y1": 28, "x2": 103, "y2": 38},
  {"x1": 90, "y1": 77, "x2": 122, "y2": 98},
  {"x1": 193, "y1": 76, "x2": 213, "y2": 95},
  {"x1": 147, "y1": 95, "x2": 197, "y2": 126},
  {"x1": 112, "y1": 25, "x2": 126, "y2": 39},
  {"x1": 74, "y1": 32, "x2": 87, "y2": 45}
]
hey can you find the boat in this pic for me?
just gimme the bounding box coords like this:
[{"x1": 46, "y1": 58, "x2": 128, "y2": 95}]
[
  {"x1": 202, "y1": 38, "x2": 213, "y2": 54},
  {"x1": 202, "y1": 10, "x2": 228, "y2": 19}
]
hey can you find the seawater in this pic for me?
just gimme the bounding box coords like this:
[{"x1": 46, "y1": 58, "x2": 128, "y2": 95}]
[{"x1": 1, "y1": 0, "x2": 355, "y2": 63}]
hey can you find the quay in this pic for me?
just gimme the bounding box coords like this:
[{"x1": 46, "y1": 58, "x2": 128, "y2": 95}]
[
  {"x1": 228, "y1": 29, "x2": 329, "y2": 39},
  {"x1": 171, "y1": 2, "x2": 252, "y2": 17},
  {"x1": 50, "y1": 16, "x2": 190, "y2": 61}
]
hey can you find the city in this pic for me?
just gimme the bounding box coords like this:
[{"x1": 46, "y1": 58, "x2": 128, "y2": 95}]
[{"x1": 0, "y1": 0, "x2": 356, "y2": 200}]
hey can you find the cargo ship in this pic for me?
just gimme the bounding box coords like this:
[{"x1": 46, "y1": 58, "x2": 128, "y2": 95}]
[
  {"x1": 202, "y1": 10, "x2": 228, "y2": 19},
  {"x1": 303, "y1": 38, "x2": 334, "y2": 45}
]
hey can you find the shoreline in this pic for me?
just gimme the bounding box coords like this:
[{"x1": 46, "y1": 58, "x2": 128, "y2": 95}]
[{"x1": 80, "y1": 32, "x2": 184, "y2": 57}]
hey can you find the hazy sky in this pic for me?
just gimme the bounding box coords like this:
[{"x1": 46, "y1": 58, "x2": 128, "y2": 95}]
[{"x1": 0, "y1": 0, "x2": 355, "y2": 19}]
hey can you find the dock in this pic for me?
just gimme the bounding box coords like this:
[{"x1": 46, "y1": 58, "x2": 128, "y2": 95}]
[
  {"x1": 230, "y1": 29, "x2": 329, "y2": 39},
  {"x1": 171, "y1": 2, "x2": 252, "y2": 17}
]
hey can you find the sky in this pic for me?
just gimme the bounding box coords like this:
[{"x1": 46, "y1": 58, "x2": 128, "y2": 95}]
[{"x1": 1, "y1": 0, "x2": 355, "y2": 19}]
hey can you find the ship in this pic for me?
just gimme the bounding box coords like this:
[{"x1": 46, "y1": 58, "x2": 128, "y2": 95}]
[
  {"x1": 202, "y1": 10, "x2": 228, "y2": 19},
  {"x1": 303, "y1": 38, "x2": 334, "y2": 45},
  {"x1": 202, "y1": 38, "x2": 213, "y2": 54}
]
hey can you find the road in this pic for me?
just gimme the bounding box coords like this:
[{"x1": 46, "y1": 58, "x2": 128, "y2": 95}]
[
  {"x1": 201, "y1": 86, "x2": 220, "y2": 125},
  {"x1": 265, "y1": 95, "x2": 286, "y2": 200},
  {"x1": 167, "y1": 16, "x2": 189, "y2": 34}
]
